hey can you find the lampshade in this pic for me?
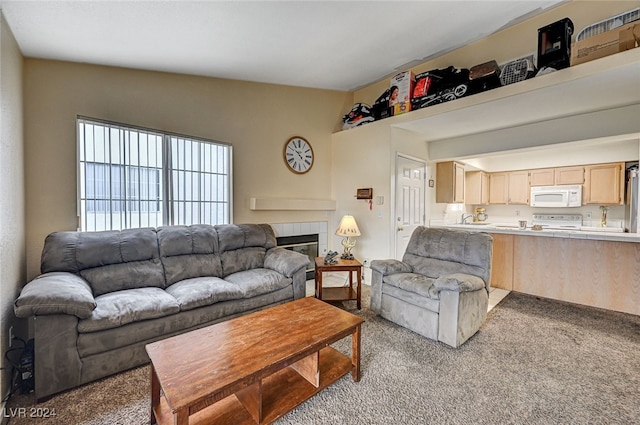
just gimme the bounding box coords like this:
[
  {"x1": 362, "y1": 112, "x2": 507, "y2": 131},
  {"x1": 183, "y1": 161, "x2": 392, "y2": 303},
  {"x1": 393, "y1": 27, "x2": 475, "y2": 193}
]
[{"x1": 335, "y1": 215, "x2": 361, "y2": 237}]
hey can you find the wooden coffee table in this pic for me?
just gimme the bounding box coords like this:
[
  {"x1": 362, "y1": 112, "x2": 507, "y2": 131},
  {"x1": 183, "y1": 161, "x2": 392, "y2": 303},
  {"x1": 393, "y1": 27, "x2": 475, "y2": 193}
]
[{"x1": 146, "y1": 297, "x2": 364, "y2": 425}]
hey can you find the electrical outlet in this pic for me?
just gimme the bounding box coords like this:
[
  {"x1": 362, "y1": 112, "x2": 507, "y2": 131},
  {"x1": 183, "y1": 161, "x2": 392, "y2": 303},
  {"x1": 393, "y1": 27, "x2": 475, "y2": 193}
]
[
  {"x1": 9, "y1": 326, "x2": 14, "y2": 347},
  {"x1": 515, "y1": 210, "x2": 520, "y2": 216},
  {"x1": 586, "y1": 211, "x2": 592, "y2": 219}
]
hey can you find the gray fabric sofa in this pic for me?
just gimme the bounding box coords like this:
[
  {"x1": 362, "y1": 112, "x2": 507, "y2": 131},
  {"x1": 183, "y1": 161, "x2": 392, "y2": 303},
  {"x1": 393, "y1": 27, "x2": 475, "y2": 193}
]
[
  {"x1": 370, "y1": 227, "x2": 493, "y2": 348},
  {"x1": 14, "y1": 223, "x2": 309, "y2": 400}
]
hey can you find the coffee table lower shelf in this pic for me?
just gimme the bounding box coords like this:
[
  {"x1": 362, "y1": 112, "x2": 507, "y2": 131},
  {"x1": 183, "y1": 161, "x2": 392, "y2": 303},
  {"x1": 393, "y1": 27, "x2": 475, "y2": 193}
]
[{"x1": 152, "y1": 346, "x2": 353, "y2": 425}]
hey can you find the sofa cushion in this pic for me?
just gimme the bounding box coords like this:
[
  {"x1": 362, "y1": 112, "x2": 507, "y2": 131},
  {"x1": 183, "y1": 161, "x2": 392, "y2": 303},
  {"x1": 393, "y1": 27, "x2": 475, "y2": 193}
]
[
  {"x1": 76, "y1": 286, "x2": 294, "y2": 358},
  {"x1": 14, "y1": 272, "x2": 96, "y2": 319},
  {"x1": 216, "y1": 223, "x2": 276, "y2": 252},
  {"x1": 165, "y1": 277, "x2": 243, "y2": 311},
  {"x1": 224, "y1": 268, "x2": 292, "y2": 298},
  {"x1": 157, "y1": 225, "x2": 223, "y2": 285},
  {"x1": 78, "y1": 287, "x2": 180, "y2": 333},
  {"x1": 220, "y1": 247, "x2": 267, "y2": 277},
  {"x1": 384, "y1": 273, "x2": 440, "y2": 300},
  {"x1": 42, "y1": 228, "x2": 165, "y2": 296},
  {"x1": 216, "y1": 224, "x2": 276, "y2": 276},
  {"x1": 382, "y1": 284, "x2": 441, "y2": 313}
]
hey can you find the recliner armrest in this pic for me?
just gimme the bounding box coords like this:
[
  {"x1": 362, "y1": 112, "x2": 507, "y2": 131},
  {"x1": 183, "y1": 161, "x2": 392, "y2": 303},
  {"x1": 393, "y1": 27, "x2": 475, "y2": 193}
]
[
  {"x1": 14, "y1": 272, "x2": 96, "y2": 319},
  {"x1": 370, "y1": 259, "x2": 412, "y2": 275},
  {"x1": 434, "y1": 273, "x2": 486, "y2": 293},
  {"x1": 264, "y1": 247, "x2": 309, "y2": 278}
]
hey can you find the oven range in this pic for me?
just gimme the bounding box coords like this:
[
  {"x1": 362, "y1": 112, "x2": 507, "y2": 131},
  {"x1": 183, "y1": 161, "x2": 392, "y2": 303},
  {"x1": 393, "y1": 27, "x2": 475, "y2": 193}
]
[{"x1": 531, "y1": 214, "x2": 582, "y2": 230}]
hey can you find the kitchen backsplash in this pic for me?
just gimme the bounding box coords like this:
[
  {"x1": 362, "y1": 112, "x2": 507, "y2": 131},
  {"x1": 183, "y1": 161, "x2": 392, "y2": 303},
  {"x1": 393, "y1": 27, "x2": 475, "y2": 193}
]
[{"x1": 434, "y1": 204, "x2": 625, "y2": 227}]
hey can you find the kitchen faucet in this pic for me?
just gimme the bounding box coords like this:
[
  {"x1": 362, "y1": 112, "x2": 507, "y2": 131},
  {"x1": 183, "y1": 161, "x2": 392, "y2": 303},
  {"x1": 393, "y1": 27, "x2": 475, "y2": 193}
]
[{"x1": 461, "y1": 213, "x2": 474, "y2": 224}]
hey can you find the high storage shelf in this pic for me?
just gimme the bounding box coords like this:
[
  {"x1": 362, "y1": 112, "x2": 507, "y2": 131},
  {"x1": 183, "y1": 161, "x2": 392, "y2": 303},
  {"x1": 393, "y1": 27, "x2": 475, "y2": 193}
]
[{"x1": 335, "y1": 49, "x2": 640, "y2": 143}]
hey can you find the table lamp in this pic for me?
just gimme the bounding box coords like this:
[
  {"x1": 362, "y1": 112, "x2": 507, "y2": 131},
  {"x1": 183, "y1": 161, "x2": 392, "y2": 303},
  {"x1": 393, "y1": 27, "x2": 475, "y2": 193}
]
[{"x1": 335, "y1": 215, "x2": 361, "y2": 259}]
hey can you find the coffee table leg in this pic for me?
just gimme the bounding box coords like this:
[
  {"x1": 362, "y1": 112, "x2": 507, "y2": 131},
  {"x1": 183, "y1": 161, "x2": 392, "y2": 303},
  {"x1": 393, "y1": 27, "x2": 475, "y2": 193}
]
[
  {"x1": 351, "y1": 324, "x2": 361, "y2": 382},
  {"x1": 150, "y1": 365, "x2": 159, "y2": 425},
  {"x1": 175, "y1": 407, "x2": 189, "y2": 425}
]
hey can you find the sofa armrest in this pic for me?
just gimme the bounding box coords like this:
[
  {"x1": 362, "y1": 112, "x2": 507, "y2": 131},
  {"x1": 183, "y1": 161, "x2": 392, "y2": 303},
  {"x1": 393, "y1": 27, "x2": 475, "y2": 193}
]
[
  {"x1": 14, "y1": 272, "x2": 96, "y2": 319},
  {"x1": 434, "y1": 273, "x2": 486, "y2": 293},
  {"x1": 370, "y1": 259, "x2": 412, "y2": 275},
  {"x1": 264, "y1": 247, "x2": 309, "y2": 278}
]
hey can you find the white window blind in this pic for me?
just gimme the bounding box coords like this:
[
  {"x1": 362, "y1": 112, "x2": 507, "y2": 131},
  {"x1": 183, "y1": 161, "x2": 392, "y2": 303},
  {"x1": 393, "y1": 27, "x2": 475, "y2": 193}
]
[{"x1": 78, "y1": 117, "x2": 231, "y2": 231}]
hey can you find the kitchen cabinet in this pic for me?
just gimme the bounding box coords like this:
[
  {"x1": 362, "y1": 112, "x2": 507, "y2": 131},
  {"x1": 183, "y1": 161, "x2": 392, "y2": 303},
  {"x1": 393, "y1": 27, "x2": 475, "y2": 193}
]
[
  {"x1": 488, "y1": 173, "x2": 508, "y2": 205},
  {"x1": 465, "y1": 171, "x2": 489, "y2": 205},
  {"x1": 508, "y1": 171, "x2": 530, "y2": 205},
  {"x1": 512, "y1": 235, "x2": 639, "y2": 316},
  {"x1": 555, "y1": 166, "x2": 584, "y2": 185},
  {"x1": 488, "y1": 233, "x2": 513, "y2": 290},
  {"x1": 530, "y1": 166, "x2": 584, "y2": 186},
  {"x1": 529, "y1": 168, "x2": 555, "y2": 186},
  {"x1": 489, "y1": 171, "x2": 528, "y2": 205},
  {"x1": 583, "y1": 162, "x2": 624, "y2": 205},
  {"x1": 436, "y1": 161, "x2": 465, "y2": 203}
]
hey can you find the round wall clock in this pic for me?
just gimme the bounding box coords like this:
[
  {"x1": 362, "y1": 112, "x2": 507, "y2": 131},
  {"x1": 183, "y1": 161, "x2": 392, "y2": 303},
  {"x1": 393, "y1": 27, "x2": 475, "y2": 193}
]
[{"x1": 283, "y1": 136, "x2": 314, "y2": 174}]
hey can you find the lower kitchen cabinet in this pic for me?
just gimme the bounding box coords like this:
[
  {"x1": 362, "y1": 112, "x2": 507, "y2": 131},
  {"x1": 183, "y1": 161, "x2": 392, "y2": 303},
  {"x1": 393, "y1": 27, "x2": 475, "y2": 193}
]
[
  {"x1": 489, "y1": 233, "x2": 513, "y2": 290},
  {"x1": 511, "y1": 235, "x2": 640, "y2": 316}
]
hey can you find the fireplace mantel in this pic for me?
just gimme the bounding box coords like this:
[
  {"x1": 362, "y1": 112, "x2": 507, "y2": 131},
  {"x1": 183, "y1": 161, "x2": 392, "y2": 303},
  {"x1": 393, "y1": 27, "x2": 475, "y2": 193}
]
[{"x1": 249, "y1": 198, "x2": 336, "y2": 211}]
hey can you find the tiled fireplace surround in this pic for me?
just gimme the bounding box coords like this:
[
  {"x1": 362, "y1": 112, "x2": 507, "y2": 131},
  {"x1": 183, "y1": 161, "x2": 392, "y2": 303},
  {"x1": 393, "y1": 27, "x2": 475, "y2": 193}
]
[{"x1": 269, "y1": 221, "x2": 329, "y2": 256}]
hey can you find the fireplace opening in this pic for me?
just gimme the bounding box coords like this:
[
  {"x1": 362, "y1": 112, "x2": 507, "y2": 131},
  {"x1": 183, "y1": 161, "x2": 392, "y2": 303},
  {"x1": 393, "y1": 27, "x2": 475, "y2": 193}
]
[{"x1": 276, "y1": 234, "x2": 319, "y2": 280}]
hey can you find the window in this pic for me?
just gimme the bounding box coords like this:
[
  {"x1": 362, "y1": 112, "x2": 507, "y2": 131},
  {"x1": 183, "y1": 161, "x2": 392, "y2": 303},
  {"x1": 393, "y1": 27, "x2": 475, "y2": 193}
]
[{"x1": 78, "y1": 117, "x2": 231, "y2": 232}]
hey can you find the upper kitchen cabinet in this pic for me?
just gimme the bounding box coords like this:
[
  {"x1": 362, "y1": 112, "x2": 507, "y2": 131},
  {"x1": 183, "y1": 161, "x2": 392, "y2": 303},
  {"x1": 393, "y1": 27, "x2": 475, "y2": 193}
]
[
  {"x1": 489, "y1": 173, "x2": 508, "y2": 205},
  {"x1": 583, "y1": 162, "x2": 625, "y2": 205},
  {"x1": 530, "y1": 166, "x2": 585, "y2": 186},
  {"x1": 436, "y1": 161, "x2": 465, "y2": 203},
  {"x1": 507, "y1": 170, "x2": 530, "y2": 205},
  {"x1": 465, "y1": 171, "x2": 489, "y2": 205},
  {"x1": 489, "y1": 171, "x2": 529, "y2": 205},
  {"x1": 555, "y1": 166, "x2": 585, "y2": 185},
  {"x1": 529, "y1": 168, "x2": 555, "y2": 186}
]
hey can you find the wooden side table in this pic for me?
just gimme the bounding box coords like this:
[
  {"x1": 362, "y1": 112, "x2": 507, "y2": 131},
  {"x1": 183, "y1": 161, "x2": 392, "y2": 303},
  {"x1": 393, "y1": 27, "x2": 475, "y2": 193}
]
[{"x1": 314, "y1": 257, "x2": 362, "y2": 309}]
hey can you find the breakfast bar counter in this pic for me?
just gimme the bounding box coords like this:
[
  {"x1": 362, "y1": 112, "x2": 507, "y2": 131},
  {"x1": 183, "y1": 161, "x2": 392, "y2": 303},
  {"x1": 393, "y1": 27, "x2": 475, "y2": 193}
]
[
  {"x1": 432, "y1": 223, "x2": 640, "y2": 243},
  {"x1": 432, "y1": 224, "x2": 640, "y2": 316}
]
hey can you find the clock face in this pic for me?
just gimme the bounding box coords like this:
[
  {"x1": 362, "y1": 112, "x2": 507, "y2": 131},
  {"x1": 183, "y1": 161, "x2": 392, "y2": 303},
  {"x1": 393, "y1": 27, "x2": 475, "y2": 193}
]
[{"x1": 283, "y1": 136, "x2": 314, "y2": 174}]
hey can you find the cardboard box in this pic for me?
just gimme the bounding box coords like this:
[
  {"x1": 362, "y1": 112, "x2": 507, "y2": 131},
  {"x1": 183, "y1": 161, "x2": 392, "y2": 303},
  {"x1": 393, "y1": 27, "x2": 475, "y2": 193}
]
[
  {"x1": 619, "y1": 23, "x2": 640, "y2": 51},
  {"x1": 393, "y1": 101, "x2": 411, "y2": 116},
  {"x1": 571, "y1": 22, "x2": 640, "y2": 66},
  {"x1": 390, "y1": 71, "x2": 414, "y2": 115}
]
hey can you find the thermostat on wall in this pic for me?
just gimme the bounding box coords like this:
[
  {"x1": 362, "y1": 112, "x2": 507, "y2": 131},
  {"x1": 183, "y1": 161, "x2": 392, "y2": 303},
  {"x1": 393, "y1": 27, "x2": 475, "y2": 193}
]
[{"x1": 356, "y1": 188, "x2": 373, "y2": 199}]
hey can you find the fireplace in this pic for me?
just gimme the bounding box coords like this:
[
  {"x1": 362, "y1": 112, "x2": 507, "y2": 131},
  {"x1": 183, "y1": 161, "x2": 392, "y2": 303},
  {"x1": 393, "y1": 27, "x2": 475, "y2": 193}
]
[{"x1": 276, "y1": 233, "x2": 319, "y2": 280}]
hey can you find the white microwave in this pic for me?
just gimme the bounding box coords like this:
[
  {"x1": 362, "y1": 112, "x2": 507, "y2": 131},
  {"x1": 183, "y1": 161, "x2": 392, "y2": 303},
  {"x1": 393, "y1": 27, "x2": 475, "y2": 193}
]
[{"x1": 530, "y1": 185, "x2": 582, "y2": 208}]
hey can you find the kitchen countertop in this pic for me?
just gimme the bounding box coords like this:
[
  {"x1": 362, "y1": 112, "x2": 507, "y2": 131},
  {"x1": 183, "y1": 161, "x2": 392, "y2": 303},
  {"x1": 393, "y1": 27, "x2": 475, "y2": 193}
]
[{"x1": 432, "y1": 223, "x2": 640, "y2": 243}]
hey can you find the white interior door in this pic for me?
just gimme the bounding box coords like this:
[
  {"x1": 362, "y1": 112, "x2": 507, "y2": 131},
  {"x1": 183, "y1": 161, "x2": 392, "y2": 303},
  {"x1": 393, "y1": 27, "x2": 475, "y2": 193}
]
[{"x1": 395, "y1": 154, "x2": 426, "y2": 259}]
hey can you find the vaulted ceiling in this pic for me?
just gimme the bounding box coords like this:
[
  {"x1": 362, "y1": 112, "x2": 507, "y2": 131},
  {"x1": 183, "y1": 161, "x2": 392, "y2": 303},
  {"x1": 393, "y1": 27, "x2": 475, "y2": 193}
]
[{"x1": 0, "y1": 0, "x2": 565, "y2": 91}]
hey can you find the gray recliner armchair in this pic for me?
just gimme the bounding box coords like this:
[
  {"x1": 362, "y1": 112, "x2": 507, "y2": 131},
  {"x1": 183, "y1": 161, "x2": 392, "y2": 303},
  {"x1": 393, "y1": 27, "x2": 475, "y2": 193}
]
[{"x1": 370, "y1": 227, "x2": 493, "y2": 348}]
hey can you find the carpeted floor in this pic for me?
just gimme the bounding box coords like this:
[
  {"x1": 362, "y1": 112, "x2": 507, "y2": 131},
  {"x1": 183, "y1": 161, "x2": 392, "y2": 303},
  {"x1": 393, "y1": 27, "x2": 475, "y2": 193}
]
[{"x1": 7, "y1": 288, "x2": 640, "y2": 424}]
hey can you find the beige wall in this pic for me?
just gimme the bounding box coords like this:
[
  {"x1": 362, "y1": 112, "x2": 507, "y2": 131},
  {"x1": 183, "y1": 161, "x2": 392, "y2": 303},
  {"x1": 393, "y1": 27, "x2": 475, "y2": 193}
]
[
  {"x1": 23, "y1": 59, "x2": 352, "y2": 280},
  {"x1": 331, "y1": 0, "x2": 637, "y2": 263},
  {"x1": 0, "y1": 11, "x2": 25, "y2": 403},
  {"x1": 332, "y1": 122, "x2": 430, "y2": 272},
  {"x1": 353, "y1": 1, "x2": 637, "y2": 106}
]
